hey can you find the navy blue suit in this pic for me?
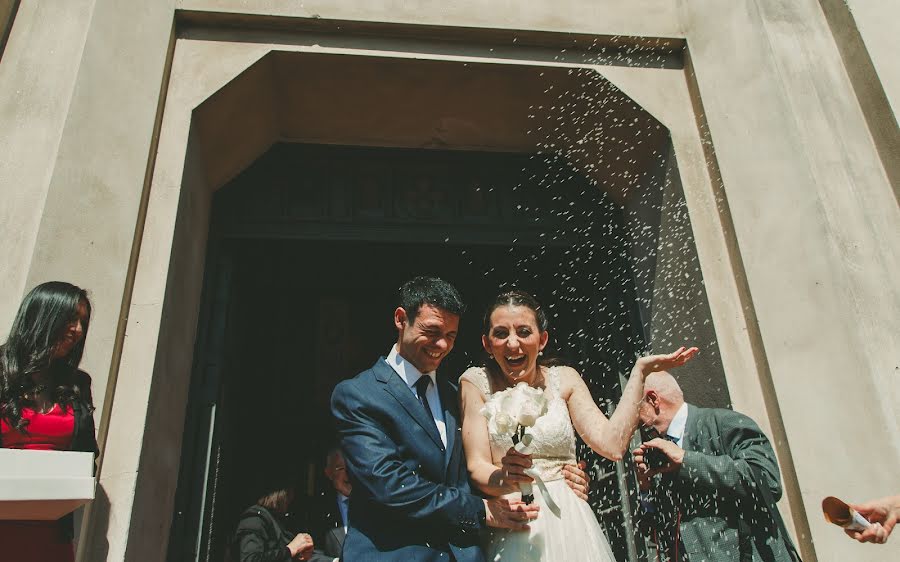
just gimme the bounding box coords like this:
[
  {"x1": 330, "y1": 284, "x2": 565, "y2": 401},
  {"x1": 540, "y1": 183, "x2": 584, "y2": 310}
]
[{"x1": 331, "y1": 358, "x2": 486, "y2": 562}]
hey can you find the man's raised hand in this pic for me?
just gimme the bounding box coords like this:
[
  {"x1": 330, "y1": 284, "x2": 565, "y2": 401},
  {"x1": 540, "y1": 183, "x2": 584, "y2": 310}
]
[{"x1": 635, "y1": 346, "x2": 699, "y2": 376}]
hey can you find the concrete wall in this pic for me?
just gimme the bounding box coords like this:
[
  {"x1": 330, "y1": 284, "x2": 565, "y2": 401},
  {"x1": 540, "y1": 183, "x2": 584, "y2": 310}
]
[
  {"x1": 0, "y1": 0, "x2": 95, "y2": 338},
  {"x1": 0, "y1": 1, "x2": 897, "y2": 560},
  {"x1": 681, "y1": 1, "x2": 900, "y2": 559},
  {"x1": 0, "y1": 0, "x2": 174, "y2": 426}
]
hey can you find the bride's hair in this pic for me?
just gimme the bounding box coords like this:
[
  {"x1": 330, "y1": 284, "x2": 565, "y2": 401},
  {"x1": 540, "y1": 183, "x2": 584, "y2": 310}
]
[
  {"x1": 482, "y1": 289, "x2": 549, "y2": 335},
  {"x1": 481, "y1": 289, "x2": 560, "y2": 386}
]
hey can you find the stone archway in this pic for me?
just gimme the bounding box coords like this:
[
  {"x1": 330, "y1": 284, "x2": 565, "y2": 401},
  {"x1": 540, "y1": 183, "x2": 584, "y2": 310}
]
[{"x1": 89, "y1": 36, "x2": 747, "y2": 561}]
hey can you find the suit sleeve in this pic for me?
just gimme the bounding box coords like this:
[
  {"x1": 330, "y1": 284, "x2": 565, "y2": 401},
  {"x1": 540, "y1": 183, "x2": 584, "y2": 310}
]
[
  {"x1": 331, "y1": 380, "x2": 486, "y2": 531},
  {"x1": 675, "y1": 410, "x2": 782, "y2": 502}
]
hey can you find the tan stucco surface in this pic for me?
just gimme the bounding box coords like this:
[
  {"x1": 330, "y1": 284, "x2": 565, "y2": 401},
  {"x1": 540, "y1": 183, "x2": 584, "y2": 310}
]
[
  {"x1": 0, "y1": 1, "x2": 897, "y2": 561},
  {"x1": 0, "y1": 0, "x2": 95, "y2": 341},
  {"x1": 681, "y1": 3, "x2": 899, "y2": 559}
]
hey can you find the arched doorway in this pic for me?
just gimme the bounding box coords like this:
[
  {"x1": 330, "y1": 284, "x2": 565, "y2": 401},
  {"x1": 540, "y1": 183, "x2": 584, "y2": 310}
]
[
  {"x1": 98, "y1": 41, "x2": 732, "y2": 562},
  {"x1": 168, "y1": 142, "x2": 652, "y2": 560}
]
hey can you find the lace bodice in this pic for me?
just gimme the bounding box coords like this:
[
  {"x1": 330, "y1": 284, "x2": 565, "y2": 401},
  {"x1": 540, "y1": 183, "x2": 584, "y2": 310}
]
[{"x1": 460, "y1": 366, "x2": 577, "y2": 482}]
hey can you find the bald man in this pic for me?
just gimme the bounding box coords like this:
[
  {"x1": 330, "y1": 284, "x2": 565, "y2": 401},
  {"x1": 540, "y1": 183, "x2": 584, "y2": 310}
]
[{"x1": 632, "y1": 371, "x2": 801, "y2": 562}]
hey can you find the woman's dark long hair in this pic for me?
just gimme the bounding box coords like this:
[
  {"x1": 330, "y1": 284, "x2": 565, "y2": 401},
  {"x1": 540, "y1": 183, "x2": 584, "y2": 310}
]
[
  {"x1": 0, "y1": 281, "x2": 92, "y2": 431},
  {"x1": 481, "y1": 289, "x2": 561, "y2": 388}
]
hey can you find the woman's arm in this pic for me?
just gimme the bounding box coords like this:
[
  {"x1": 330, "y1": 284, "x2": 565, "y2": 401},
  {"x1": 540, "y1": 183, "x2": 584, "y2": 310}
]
[
  {"x1": 459, "y1": 380, "x2": 523, "y2": 497},
  {"x1": 565, "y1": 347, "x2": 697, "y2": 461}
]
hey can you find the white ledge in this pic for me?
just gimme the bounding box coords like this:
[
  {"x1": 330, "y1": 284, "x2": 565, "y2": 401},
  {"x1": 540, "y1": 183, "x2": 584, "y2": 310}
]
[{"x1": 0, "y1": 449, "x2": 95, "y2": 520}]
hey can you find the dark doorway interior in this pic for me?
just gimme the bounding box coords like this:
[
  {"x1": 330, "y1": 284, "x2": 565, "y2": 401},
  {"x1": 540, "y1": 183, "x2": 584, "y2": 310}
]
[{"x1": 168, "y1": 143, "x2": 650, "y2": 561}]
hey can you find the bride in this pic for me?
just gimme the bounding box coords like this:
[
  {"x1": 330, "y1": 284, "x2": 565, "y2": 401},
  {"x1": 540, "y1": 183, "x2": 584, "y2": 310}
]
[{"x1": 459, "y1": 290, "x2": 697, "y2": 561}]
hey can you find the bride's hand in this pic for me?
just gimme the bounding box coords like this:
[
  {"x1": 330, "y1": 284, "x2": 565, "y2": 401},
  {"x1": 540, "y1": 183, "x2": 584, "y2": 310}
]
[
  {"x1": 635, "y1": 346, "x2": 699, "y2": 376},
  {"x1": 499, "y1": 447, "x2": 534, "y2": 487}
]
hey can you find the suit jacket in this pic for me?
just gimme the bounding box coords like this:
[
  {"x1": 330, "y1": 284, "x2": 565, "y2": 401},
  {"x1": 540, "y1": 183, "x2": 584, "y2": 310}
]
[
  {"x1": 318, "y1": 526, "x2": 345, "y2": 560},
  {"x1": 639, "y1": 405, "x2": 800, "y2": 562},
  {"x1": 331, "y1": 358, "x2": 485, "y2": 562}
]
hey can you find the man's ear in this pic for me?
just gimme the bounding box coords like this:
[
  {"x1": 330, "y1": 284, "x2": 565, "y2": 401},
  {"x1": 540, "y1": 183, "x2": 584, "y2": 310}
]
[
  {"x1": 646, "y1": 390, "x2": 661, "y2": 412},
  {"x1": 394, "y1": 307, "x2": 407, "y2": 330}
]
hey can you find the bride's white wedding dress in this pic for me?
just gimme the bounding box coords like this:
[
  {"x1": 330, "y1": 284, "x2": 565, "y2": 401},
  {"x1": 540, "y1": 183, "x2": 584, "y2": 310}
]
[{"x1": 460, "y1": 366, "x2": 618, "y2": 562}]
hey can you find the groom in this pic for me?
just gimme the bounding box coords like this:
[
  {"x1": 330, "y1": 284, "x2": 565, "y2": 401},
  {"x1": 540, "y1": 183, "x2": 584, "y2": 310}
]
[{"x1": 331, "y1": 277, "x2": 540, "y2": 561}]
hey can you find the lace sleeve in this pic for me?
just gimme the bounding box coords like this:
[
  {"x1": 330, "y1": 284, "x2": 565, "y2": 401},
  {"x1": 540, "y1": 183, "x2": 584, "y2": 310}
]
[{"x1": 459, "y1": 366, "x2": 491, "y2": 398}]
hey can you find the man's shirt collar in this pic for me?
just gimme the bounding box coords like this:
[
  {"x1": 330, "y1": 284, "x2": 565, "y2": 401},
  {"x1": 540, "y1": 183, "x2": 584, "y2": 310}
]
[
  {"x1": 666, "y1": 402, "x2": 689, "y2": 445},
  {"x1": 386, "y1": 344, "x2": 436, "y2": 388}
]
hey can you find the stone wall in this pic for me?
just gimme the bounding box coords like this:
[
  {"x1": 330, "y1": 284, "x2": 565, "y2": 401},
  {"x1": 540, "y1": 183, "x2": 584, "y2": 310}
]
[{"x1": 0, "y1": 2, "x2": 896, "y2": 560}]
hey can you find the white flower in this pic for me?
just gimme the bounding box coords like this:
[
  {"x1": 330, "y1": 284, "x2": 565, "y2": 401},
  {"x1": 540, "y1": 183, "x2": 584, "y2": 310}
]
[
  {"x1": 481, "y1": 381, "x2": 548, "y2": 435},
  {"x1": 512, "y1": 382, "x2": 548, "y2": 427},
  {"x1": 481, "y1": 396, "x2": 515, "y2": 436},
  {"x1": 493, "y1": 412, "x2": 515, "y2": 436}
]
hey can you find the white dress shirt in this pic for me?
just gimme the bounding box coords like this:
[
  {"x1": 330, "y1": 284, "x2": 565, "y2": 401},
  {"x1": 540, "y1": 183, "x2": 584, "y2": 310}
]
[
  {"x1": 666, "y1": 402, "x2": 689, "y2": 447},
  {"x1": 385, "y1": 345, "x2": 447, "y2": 447},
  {"x1": 639, "y1": 402, "x2": 691, "y2": 512}
]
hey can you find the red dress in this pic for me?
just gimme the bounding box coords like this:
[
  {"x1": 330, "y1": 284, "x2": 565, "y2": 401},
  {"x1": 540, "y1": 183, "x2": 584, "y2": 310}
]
[{"x1": 0, "y1": 404, "x2": 77, "y2": 562}]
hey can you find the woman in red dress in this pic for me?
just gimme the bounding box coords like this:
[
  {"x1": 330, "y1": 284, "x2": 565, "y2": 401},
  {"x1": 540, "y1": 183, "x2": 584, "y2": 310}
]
[{"x1": 0, "y1": 281, "x2": 99, "y2": 562}]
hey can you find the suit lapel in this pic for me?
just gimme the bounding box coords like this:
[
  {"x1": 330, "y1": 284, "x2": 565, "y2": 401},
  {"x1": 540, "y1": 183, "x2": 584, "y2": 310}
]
[
  {"x1": 374, "y1": 359, "x2": 444, "y2": 450},
  {"x1": 682, "y1": 403, "x2": 700, "y2": 452}
]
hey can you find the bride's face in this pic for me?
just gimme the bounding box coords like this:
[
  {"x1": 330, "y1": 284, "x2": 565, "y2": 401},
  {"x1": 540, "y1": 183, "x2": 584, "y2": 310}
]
[{"x1": 483, "y1": 305, "x2": 548, "y2": 385}]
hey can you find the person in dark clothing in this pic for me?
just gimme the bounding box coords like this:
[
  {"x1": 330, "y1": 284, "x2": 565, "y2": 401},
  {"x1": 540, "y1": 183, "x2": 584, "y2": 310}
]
[{"x1": 234, "y1": 478, "x2": 316, "y2": 561}]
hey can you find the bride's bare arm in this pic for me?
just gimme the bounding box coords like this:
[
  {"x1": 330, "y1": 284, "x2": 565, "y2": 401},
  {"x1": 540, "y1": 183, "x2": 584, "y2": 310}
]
[
  {"x1": 564, "y1": 347, "x2": 698, "y2": 461},
  {"x1": 460, "y1": 380, "x2": 522, "y2": 496}
]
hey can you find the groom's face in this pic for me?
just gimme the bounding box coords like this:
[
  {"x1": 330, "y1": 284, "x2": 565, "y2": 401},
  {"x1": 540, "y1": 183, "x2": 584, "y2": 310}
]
[{"x1": 395, "y1": 304, "x2": 460, "y2": 374}]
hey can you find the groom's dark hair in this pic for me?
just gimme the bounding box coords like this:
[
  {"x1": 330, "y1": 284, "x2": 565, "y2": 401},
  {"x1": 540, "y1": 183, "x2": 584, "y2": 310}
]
[{"x1": 398, "y1": 276, "x2": 466, "y2": 324}]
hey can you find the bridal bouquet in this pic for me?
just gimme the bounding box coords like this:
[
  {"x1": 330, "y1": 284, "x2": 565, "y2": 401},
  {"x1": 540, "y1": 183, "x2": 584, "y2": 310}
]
[{"x1": 481, "y1": 382, "x2": 549, "y2": 503}]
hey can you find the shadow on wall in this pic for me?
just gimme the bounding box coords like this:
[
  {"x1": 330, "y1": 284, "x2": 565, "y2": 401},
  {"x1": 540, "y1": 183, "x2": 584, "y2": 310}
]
[
  {"x1": 650, "y1": 142, "x2": 728, "y2": 408},
  {"x1": 78, "y1": 482, "x2": 110, "y2": 561},
  {"x1": 0, "y1": 0, "x2": 20, "y2": 64},
  {"x1": 619, "y1": 138, "x2": 730, "y2": 409}
]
